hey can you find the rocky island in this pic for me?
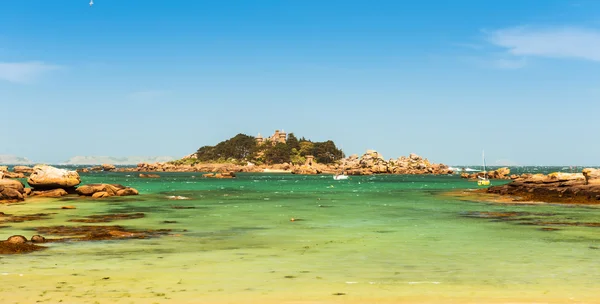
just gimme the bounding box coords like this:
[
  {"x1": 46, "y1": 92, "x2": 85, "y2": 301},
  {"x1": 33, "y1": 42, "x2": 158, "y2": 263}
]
[
  {"x1": 91, "y1": 130, "x2": 454, "y2": 176},
  {"x1": 1, "y1": 164, "x2": 139, "y2": 203},
  {"x1": 486, "y1": 168, "x2": 600, "y2": 204}
]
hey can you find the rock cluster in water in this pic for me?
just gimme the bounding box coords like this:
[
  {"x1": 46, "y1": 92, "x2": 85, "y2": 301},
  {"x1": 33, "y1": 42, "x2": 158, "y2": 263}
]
[
  {"x1": 0, "y1": 165, "x2": 139, "y2": 203},
  {"x1": 0, "y1": 211, "x2": 175, "y2": 255},
  {"x1": 486, "y1": 168, "x2": 600, "y2": 204},
  {"x1": 77, "y1": 150, "x2": 453, "y2": 176},
  {"x1": 460, "y1": 167, "x2": 512, "y2": 180},
  {"x1": 0, "y1": 165, "x2": 30, "y2": 178},
  {"x1": 76, "y1": 184, "x2": 139, "y2": 198},
  {"x1": 202, "y1": 172, "x2": 236, "y2": 179},
  {"x1": 0, "y1": 178, "x2": 26, "y2": 202},
  {"x1": 28, "y1": 164, "x2": 81, "y2": 190},
  {"x1": 336, "y1": 151, "x2": 453, "y2": 175},
  {"x1": 0, "y1": 234, "x2": 47, "y2": 254}
]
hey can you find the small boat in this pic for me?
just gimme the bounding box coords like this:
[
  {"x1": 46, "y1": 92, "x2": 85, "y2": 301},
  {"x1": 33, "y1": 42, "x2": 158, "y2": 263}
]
[
  {"x1": 333, "y1": 174, "x2": 349, "y2": 180},
  {"x1": 477, "y1": 150, "x2": 490, "y2": 186}
]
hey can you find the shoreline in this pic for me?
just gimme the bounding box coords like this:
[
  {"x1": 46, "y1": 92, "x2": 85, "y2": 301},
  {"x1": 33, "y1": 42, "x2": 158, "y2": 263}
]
[
  {"x1": 486, "y1": 169, "x2": 600, "y2": 205},
  {"x1": 440, "y1": 188, "x2": 600, "y2": 206}
]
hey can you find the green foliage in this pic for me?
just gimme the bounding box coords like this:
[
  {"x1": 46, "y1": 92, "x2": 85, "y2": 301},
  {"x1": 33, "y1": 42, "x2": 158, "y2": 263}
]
[
  {"x1": 312, "y1": 140, "x2": 344, "y2": 164},
  {"x1": 287, "y1": 133, "x2": 300, "y2": 151},
  {"x1": 264, "y1": 143, "x2": 291, "y2": 164},
  {"x1": 196, "y1": 133, "x2": 257, "y2": 162},
  {"x1": 290, "y1": 148, "x2": 305, "y2": 165},
  {"x1": 168, "y1": 158, "x2": 201, "y2": 166},
  {"x1": 186, "y1": 132, "x2": 344, "y2": 165},
  {"x1": 298, "y1": 141, "x2": 314, "y2": 156}
]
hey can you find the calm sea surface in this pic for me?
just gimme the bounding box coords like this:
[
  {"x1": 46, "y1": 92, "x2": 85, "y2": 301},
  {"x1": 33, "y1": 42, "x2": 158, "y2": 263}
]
[{"x1": 1, "y1": 171, "x2": 600, "y2": 303}]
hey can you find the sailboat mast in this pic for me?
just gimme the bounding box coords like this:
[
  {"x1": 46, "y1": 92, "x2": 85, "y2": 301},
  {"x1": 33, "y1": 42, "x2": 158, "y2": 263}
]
[{"x1": 482, "y1": 150, "x2": 487, "y2": 178}]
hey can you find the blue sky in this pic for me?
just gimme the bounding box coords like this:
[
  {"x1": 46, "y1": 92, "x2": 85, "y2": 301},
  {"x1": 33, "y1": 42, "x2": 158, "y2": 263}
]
[{"x1": 1, "y1": 0, "x2": 599, "y2": 165}]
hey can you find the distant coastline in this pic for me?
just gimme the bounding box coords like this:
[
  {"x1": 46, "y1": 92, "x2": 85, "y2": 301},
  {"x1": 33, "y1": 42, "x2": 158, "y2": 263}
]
[
  {"x1": 61, "y1": 155, "x2": 177, "y2": 165},
  {"x1": 0, "y1": 155, "x2": 177, "y2": 166},
  {"x1": 0, "y1": 155, "x2": 34, "y2": 165}
]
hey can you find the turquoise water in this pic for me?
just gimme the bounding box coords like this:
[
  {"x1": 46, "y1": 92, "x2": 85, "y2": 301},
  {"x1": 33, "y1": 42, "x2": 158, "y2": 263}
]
[{"x1": 2, "y1": 173, "x2": 600, "y2": 303}]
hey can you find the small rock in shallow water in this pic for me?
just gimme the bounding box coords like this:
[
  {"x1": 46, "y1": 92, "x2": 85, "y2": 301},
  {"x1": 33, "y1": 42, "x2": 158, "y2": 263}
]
[
  {"x1": 6, "y1": 235, "x2": 27, "y2": 244},
  {"x1": 0, "y1": 241, "x2": 46, "y2": 254},
  {"x1": 68, "y1": 213, "x2": 145, "y2": 223},
  {"x1": 31, "y1": 235, "x2": 46, "y2": 243},
  {"x1": 540, "y1": 227, "x2": 560, "y2": 231},
  {"x1": 31, "y1": 188, "x2": 68, "y2": 198}
]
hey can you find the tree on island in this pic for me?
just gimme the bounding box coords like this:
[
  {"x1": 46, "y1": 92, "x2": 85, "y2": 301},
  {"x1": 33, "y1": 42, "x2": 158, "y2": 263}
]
[
  {"x1": 195, "y1": 133, "x2": 257, "y2": 163},
  {"x1": 264, "y1": 143, "x2": 292, "y2": 164},
  {"x1": 179, "y1": 131, "x2": 344, "y2": 165},
  {"x1": 312, "y1": 140, "x2": 344, "y2": 164},
  {"x1": 286, "y1": 133, "x2": 300, "y2": 151}
]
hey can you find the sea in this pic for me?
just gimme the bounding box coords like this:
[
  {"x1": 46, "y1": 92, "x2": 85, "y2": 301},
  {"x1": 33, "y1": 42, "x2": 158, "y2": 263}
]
[{"x1": 1, "y1": 167, "x2": 600, "y2": 303}]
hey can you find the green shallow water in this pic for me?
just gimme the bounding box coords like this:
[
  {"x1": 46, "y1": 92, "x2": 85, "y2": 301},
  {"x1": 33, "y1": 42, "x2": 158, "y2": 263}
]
[{"x1": 2, "y1": 173, "x2": 600, "y2": 303}]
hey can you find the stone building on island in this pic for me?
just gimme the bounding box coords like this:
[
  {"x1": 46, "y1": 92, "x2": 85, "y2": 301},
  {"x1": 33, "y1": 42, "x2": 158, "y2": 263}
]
[{"x1": 256, "y1": 130, "x2": 287, "y2": 145}]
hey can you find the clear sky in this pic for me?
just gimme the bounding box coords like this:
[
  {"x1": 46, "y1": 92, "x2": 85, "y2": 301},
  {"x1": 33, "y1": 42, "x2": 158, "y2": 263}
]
[{"x1": 1, "y1": 0, "x2": 599, "y2": 165}]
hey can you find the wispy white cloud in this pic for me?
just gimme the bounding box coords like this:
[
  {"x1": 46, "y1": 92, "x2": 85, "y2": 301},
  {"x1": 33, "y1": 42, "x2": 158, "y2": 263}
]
[
  {"x1": 0, "y1": 61, "x2": 61, "y2": 83},
  {"x1": 461, "y1": 55, "x2": 527, "y2": 70},
  {"x1": 487, "y1": 26, "x2": 600, "y2": 62}
]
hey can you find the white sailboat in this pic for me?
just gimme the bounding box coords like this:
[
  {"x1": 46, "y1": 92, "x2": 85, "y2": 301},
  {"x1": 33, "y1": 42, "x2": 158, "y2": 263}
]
[
  {"x1": 477, "y1": 150, "x2": 490, "y2": 186},
  {"x1": 333, "y1": 174, "x2": 349, "y2": 180},
  {"x1": 333, "y1": 169, "x2": 349, "y2": 180}
]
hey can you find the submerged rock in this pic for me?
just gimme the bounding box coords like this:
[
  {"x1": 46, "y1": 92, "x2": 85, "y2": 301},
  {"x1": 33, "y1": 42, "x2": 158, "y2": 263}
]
[
  {"x1": 30, "y1": 235, "x2": 46, "y2": 243},
  {"x1": 0, "y1": 235, "x2": 48, "y2": 254},
  {"x1": 36, "y1": 225, "x2": 171, "y2": 241},
  {"x1": 0, "y1": 241, "x2": 46, "y2": 254},
  {"x1": 27, "y1": 165, "x2": 81, "y2": 190},
  {"x1": 68, "y1": 213, "x2": 145, "y2": 223},
  {"x1": 139, "y1": 173, "x2": 161, "y2": 178},
  {"x1": 203, "y1": 172, "x2": 236, "y2": 179},
  {"x1": 116, "y1": 188, "x2": 139, "y2": 196},
  {"x1": 31, "y1": 188, "x2": 69, "y2": 198},
  {"x1": 0, "y1": 213, "x2": 52, "y2": 223}
]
